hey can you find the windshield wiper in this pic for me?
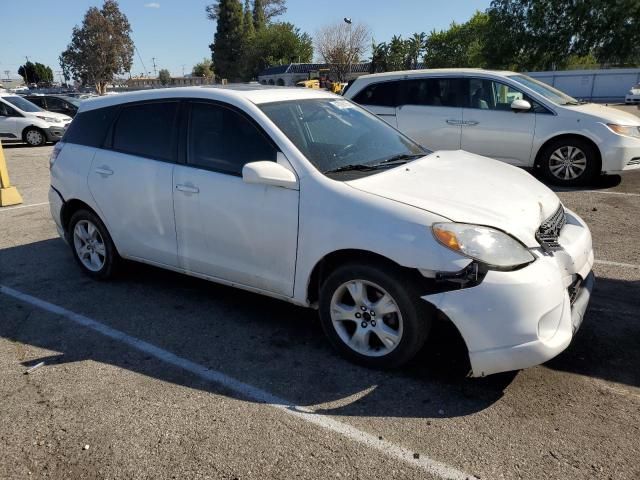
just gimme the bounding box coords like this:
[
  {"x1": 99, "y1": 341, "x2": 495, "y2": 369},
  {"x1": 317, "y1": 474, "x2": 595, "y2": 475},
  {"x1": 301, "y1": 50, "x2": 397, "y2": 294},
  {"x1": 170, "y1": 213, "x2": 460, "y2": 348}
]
[
  {"x1": 371, "y1": 153, "x2": 425, "y2": 167},
  {"x1": 562, "y1": 100, "x2": 587, "y2": 106},
  {"x1": 323, "y1": 164, "x2": 377, "y2": 174}
]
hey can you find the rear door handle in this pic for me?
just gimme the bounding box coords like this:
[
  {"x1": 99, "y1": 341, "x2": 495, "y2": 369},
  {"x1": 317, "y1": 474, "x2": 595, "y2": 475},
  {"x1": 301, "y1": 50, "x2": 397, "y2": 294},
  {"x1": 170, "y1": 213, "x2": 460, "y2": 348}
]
[
  {"x1": 446, "y1": 119, "x2": 463, "y2": 125},
  {"x1": 463, "y1": 121, "x2": 479, "y2": 126},
  {"x1": 175, "y1": 184, "x2": 199, "y2": 194},
  {"x1": 94, "y1": 166, "x2": 113, "y2": 176}
]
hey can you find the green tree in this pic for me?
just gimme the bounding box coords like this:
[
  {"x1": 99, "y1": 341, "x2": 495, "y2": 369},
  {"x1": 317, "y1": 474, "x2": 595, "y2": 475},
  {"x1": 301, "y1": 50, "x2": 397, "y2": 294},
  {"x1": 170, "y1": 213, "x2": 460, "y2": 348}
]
[
  {"x1": 210, "y1": 0, "x2": 245, "y2": 80},
  {"x1": 59, "y1": 0, "x2": 134, "y2": 94},
  {"x1": 192, "y1": 58, "x2": 214, "y2": 78},
  {"x1": 423, "y1": 12, "x2": 489, "y2": 69},
  {"x1": 158, "y1": 68, "x2": 171, "y2": 85},
  {"x1": 18, "y1": 61, "x2": 54, "y2": 85},
  {"x1": 206, "y1": 0, "x2": 286, "y2": 27},
  {"x1": 252, "y1": 0, "x2": 266, "y2": 30},
  {"x1": 247, "y1": 22, "x2": 312, "y2": 78}
]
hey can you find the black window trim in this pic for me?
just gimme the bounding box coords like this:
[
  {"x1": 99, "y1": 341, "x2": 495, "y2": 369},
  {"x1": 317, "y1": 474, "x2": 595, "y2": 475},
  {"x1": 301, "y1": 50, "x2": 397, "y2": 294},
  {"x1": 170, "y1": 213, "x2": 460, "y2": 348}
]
[
  {"x1": 183, "y1": 99, "x2": 279, "y2": 178},
  {"x1": 107, "y1": 99, "x2": 181, "y2": 164}
]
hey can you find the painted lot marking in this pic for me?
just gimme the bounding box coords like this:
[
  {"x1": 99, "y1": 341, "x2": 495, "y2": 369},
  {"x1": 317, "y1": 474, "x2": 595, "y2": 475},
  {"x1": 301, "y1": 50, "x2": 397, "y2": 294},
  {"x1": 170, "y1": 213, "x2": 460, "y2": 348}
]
[
  {"x1": 0, "y1": 202, "x2": 49, "y2": 213},
  {"x1": 0, "y1": 284, "x2": 476, "y2": 480},
  {"x1": 594, "y1": 259, "x2": 640, "y2": 270}
]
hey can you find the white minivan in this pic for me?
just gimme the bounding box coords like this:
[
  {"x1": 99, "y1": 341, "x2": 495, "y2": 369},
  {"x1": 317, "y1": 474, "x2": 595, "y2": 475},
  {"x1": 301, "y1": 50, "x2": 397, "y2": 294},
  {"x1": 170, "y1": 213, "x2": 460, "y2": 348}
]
[
  {"x1": 49, "y1": 86, "x2": 594, "y2": 377},
  {"x1": 0, "y1": 93, "x2": 72, "y2": 146},
  {"x1": 344, "y1": 69, "x2": 640, "y2": 186}
]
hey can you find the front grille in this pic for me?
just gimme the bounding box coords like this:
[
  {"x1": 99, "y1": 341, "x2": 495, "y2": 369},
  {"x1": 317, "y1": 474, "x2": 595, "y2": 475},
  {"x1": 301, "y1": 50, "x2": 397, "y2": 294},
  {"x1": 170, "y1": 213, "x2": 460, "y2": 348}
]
[
  {"x1": 628, "y1": 157, "x2": 640, "y2": 166},
  {"x1": 536, "y1": 204, "x2": 566, "y2": 252},
  {"x1": 568, "y1": 276, "x2": 583, "y2": 305}
]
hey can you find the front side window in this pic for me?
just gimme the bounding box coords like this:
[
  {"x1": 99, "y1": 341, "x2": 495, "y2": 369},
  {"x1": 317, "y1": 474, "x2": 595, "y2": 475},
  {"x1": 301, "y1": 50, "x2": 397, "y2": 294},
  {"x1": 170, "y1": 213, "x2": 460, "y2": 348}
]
[
  {"x1": 3, "y1": 96, "x2": 43, "y2": 112},
  {"x1": 352, "y1": 81, "x2": 399, "y2": 107},
  {"x1": 260, "y1": 98, "x2": 427, "y2": 177},
  {"x1": 27, "y1": 97, "x2": 46, "y2": 108},
  {"x1": 468, "y1": 78, "x2": 526, "y2": 111},
  {"x1": 0, "y1": 102, "x2": 20, "y2": 117},
  {"x1": 402, "y1": 78, "x2": 463, "y2": 107},
  {"x1": 45, "y1": 97, "x2": 68, "y2": 111},
  {"x1": 188, "y1": 102, "x2": 276, "y2": 175},
  {"x1": 112, "y1": 102, "x2": 177, "y2": 161}
]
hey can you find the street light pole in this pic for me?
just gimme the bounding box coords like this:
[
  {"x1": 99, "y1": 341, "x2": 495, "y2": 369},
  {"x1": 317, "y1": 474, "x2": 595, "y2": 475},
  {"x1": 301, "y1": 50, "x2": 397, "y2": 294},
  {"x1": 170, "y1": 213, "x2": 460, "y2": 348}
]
[{"x1": 344, "y1": 17, "x2": 352, "y2": 83}]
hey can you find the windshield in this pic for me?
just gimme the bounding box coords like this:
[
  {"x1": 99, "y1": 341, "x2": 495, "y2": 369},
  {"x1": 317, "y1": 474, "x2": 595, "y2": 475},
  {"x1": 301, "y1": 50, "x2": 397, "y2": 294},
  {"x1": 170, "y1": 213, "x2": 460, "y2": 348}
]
[
  {"x1": 260, "y1": 98, "x2": 427, "y2": 176},
  {"x1": 508, "y1": 74, "x2": 580, "y2": 105},
  {"x1": 3, "y1": 95, "x2": 43, "y2": 112}
]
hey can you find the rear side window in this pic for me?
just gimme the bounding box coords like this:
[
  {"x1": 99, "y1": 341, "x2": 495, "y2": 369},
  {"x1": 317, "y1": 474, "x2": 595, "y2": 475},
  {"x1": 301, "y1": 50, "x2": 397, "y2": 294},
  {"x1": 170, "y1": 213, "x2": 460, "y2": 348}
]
[
  {"x1": 187, "y1": 102, "x2": 276, "y2": 176},
  {"x1": 401, "y1": 78, "x2": 463, "y2": 107},
  {"x1": 112, "y1": 102, "x2": 178, "y2": 161},
  {"x1": 352, "y1": 81, "x2": 399, "y2": 107},
  {"x1": 63, "y1": 106, "x2": 118, "y2": 147},
  {"x1": 27, "y1": 97, "x2": 46, "y2": 108}
]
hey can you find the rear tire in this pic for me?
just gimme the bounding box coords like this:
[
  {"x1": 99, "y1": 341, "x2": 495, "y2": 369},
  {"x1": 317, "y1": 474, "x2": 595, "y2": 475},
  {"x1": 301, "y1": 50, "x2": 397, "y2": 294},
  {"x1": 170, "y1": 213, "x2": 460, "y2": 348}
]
[
  {"x1": 319, "y1": 262, "x2": 431, "y2": 368},
  {"x1": 67, "y1": 210, "x2": 119, "y2": 280},
  {"x1": 539, "y1": 137, "x2": 599, "y2": 187},
  {"x1": 23, "y1": 127, "x2": 47, "y2": 147}
]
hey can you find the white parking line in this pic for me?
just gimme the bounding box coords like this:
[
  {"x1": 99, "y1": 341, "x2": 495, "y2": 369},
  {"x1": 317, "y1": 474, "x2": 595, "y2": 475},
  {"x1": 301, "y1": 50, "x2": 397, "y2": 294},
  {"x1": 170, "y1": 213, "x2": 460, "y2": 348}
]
[
  {"x1": 0, "y1": 284, "x2": 476, "y2": 480},
  {"x1": 555, "y1": 189, "x2": 640, "y2": 197},
  {"x1": 0, "y1": 201, "x2": 49, "y2": 213},
  {"x1": 594, "y1": 259, "x2": 640, "y2": 270}
]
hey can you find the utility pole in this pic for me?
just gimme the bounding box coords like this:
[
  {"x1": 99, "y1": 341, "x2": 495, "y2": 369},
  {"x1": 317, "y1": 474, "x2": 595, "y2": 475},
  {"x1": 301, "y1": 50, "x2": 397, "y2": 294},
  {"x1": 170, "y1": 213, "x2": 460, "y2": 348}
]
[
  {"x1": 24, "y1": 56, "x2": 30, "y2": 85},
  {"x1": 151, "y1": 57, "x2": 158, "y2": 76},
  {"x1": 3, "y1": 70, "x2": 10, "y2": 81},
  {"x1": 343, "y1": 18, "x2": 352, "y2": 83},
  {"x1": 181, "y1": 64, "x2": 186, "y2": 77}
]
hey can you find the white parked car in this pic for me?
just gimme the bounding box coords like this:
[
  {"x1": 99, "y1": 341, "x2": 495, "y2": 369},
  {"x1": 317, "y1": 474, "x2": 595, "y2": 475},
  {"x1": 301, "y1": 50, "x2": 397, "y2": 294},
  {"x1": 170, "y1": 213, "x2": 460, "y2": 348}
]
[
  {"x1": 344, "y1": 69, "x2": 640, "y2": 186},
  {"x1": 625, "y1": 84, "x2": 640, "y2": 104},
  {"x1": 0, "y1": 93, "x2": 72, "y2": 146},
  {"x1": 49, "y1": 87, "x2": 594, "y2": 377}
]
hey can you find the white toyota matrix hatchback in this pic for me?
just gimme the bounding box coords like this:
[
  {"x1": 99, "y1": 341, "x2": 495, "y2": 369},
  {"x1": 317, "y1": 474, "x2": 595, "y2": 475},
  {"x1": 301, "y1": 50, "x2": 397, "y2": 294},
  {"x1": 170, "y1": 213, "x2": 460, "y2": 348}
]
[{"x1": 49, "y1": 86, "x2": 594, "y2": 377}]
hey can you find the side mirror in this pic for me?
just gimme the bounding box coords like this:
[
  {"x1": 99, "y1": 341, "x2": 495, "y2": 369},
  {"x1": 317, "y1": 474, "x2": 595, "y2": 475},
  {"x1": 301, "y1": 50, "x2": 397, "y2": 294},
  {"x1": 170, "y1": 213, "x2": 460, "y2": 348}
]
[
  {"x1": 511, "y1": 99, "x2": 532, "y2": 112},
  {"x1": 242, "y1": 161, "x2": 298, "y2": 189}
]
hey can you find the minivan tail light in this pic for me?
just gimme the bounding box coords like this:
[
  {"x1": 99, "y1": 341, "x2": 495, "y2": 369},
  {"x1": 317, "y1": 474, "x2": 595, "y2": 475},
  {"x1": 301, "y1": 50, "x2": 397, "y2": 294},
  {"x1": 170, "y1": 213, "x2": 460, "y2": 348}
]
[{"x1": 49, "y1": 142, "x2": 64, "y2": 169}]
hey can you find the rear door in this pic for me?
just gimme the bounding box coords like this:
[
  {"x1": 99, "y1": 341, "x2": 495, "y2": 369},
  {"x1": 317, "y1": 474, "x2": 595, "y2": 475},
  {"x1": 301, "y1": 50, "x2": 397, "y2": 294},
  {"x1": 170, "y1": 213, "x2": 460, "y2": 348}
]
[
  {"x1": 461, "y1": 78, "x2": 536, "y2": 166},
  {"x1": 350, "y1": 81, "x2": 399, "y2": 127},
  {"x1": 395, "y1": 77, "x2": 464, "y2": 150},
  {"x1": 88, "y1": 100, "x2": 179, "y2": 267}
]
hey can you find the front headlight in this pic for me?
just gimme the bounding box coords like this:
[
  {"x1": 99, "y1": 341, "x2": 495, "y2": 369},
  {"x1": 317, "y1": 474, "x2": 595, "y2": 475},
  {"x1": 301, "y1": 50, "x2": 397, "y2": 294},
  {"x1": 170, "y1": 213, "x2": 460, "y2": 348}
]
[
  {"x1": 36, "y1": 116, "x2": 62, "y2": 124},
  {"x1": 607, "y1": 124, "x2": 640, "y2": 139},
  {"x1": 432, "y1": 223, "x2": 535, "y2": 269}
]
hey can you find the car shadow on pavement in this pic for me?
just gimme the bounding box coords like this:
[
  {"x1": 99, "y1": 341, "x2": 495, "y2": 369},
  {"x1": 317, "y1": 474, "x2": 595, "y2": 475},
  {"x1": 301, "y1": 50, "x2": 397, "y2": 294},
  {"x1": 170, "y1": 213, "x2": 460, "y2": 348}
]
[{"x1": 1, "y1": 238, "x2": 637, "y2": 422}]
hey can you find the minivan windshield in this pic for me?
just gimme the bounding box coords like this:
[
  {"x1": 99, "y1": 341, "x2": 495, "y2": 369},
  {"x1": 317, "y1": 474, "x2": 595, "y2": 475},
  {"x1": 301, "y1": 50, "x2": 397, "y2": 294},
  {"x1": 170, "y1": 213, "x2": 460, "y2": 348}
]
[
  {"x1": 3, "y1": 95, "x2": 43, "y2": 112},
  {"x1": 260, "y1": 98, "x2": 428, "y2": 177},
  {"x1": 508, "y1": 74, "x2": 581, "y2": 105}
]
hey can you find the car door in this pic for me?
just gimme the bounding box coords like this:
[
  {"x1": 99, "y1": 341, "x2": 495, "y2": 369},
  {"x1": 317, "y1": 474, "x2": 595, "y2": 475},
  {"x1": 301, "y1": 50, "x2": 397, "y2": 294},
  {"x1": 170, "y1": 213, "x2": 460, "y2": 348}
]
[
  {"x1": 88, "y1": 100, "x2": 179, "y2": 267},
  {"x1": 350, "y1": 81, "x2": 399, "y2": 127},
  {"x1": 461, "y1": 78, "x2": 536, "y2": 166},
  {"x1": 0, "y1": 102, "x2": 18, "y2": 140},
  {"x1": 395, "y1": 77, "x2": 464, "y2": 150},
  {"x1": 173, "y1": 100, "x2": 299, "y2": 297}
]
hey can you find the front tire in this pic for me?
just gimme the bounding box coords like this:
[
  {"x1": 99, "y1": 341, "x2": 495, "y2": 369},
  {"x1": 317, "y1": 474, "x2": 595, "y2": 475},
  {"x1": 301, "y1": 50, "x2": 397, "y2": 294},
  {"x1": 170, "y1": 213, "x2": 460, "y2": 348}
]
[
  {"x1": 319, "y1": 262, "x2": 431, "y2": 368},
  {"x1": 539, "y1": 137, "x2": 599, "y2": 186},
  {"x1": 23, "y1": 127, "x2": 47, "y2": 147},
  {"x1": 67, "y1": 210, "x2": 119, "y2": 280}
]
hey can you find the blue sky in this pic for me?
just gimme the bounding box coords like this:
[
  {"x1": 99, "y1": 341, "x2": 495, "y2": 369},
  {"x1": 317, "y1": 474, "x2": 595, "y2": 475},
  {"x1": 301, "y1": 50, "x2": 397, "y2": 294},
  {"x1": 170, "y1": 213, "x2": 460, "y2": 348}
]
[{"x1": 0, "y1": 0, "x2": 490, "y2": 80}]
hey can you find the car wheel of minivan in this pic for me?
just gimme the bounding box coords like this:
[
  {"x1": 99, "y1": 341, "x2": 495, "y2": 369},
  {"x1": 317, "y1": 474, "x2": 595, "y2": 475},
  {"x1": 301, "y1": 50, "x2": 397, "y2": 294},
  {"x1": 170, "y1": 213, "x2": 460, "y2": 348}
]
[
  {"x1": 23, "y1": 127, "x2": 46, "y2": 147},
  {"x1": 539, "y1": 138, "x2": 598, "y2": 187},
  {"x1": 319, "y1": 262, "x2": 431, "y2": 368},
  {"x1": 68, "y1": 210, "x2": 119, "y2": 280}
]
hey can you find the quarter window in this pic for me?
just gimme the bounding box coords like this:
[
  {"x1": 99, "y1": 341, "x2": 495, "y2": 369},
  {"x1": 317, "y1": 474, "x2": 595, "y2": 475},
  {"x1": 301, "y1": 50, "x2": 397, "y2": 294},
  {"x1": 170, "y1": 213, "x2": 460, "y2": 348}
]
[
  {"x1": 187, "y1": 102, "x2": 276, "y2": 175},
  {"x1": 401, "y1": 78, "x2": 463, "y2": 107},
  {"x1": 112, "y1": 102, "x2": 178, "y2": 160},
  {"x1": 352, "y1": 81, "x2": 399, "y2": 107}
]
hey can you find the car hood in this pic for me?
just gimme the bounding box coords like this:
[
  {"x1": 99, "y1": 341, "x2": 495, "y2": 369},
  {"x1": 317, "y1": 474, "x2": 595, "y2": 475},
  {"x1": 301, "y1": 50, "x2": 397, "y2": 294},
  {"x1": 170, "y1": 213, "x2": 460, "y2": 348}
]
[
  {"x1": 346, "y1": 150, "x2": 560, "y2": 247},
  {"x1": 566, "y1": 102, "x2": 640, "y2": 125}
]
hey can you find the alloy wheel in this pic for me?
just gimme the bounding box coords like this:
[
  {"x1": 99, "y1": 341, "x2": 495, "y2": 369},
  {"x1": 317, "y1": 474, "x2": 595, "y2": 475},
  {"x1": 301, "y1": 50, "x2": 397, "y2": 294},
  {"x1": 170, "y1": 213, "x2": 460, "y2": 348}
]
[
  {"x1": 73, "y1": 220, "x2": 107, "y2": 272},
  {"x1": 548, "y1": 146, "x2": 587, "y2": 180}
]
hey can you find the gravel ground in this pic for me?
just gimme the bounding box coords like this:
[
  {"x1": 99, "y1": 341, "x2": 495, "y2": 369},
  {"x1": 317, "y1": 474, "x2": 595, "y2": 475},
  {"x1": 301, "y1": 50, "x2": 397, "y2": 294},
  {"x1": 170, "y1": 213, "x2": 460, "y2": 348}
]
[{"x1": 1, "y1": 118, "x2": 639, "y2": 480}]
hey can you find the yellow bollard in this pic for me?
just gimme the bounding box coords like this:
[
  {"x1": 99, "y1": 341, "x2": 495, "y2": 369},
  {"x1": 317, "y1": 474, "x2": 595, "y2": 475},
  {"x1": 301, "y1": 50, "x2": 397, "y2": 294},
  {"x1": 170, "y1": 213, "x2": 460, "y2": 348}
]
[{"x1": 0, "y1": 140, "x2": 23, "y2": 207}]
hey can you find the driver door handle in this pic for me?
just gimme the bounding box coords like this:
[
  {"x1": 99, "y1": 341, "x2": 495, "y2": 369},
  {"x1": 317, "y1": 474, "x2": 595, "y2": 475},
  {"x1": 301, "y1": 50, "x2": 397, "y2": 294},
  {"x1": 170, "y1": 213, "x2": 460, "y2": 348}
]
[
  {"x1": 94, "y1": 166, "x2": 114, "y2": 176},
  {"x1": 463, "y1": 121, "x2": 479, "y2": 126},
  {"x1": 175, "y1": 184, "x2": 199, "y2": 194},
  {"x1": 446, "y1": 119, "x2": 463, "y2": 125}
]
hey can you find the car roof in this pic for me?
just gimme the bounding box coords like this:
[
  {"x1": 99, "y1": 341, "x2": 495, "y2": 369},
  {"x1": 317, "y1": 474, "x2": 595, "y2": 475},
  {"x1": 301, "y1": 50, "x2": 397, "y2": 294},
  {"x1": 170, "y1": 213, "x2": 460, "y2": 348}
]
[
  {"x1": 353, "y1": 68, "x2": 518, "y2": 81},
  {"x1": 79, "y1": 85, "x2": 338, "y2": 112}
]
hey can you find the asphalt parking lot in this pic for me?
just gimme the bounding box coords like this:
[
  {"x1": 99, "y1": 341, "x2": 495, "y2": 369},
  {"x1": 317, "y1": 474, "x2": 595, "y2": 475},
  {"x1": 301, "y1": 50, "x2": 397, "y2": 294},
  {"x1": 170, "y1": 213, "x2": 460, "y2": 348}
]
[{"x1": 1, "y1": 106, "x2": 639, "y2": 480}]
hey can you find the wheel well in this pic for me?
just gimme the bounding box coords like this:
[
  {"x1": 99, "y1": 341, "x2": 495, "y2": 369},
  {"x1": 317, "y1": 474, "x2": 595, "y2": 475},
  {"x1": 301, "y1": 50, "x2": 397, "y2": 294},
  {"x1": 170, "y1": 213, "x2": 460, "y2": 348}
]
[
  {"x1": 60, "y1": 199, "x2": 101, "y2": 234},
  {"x1": 306, "y1": 249, "x2": 425, "y2": 305},
  {"x1": 534, "y1": 134, "x2": 602, "y2": 173},
  {"x1": 22, "y1": 125, "x2": 46, "y2": 141}
]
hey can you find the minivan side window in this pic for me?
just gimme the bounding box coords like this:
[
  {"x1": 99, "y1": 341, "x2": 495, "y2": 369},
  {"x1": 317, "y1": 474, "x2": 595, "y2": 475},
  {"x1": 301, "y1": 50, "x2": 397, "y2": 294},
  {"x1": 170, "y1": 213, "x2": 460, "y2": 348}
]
[
  {"x1": 187, "y1": 102, "x2": 276, "y2": 176},
  {"x1": 63, "y1": 106, "x2": 118, "y2": 147},
  {"x1": 112, "y1": 101, "x2": 178, "y2": 161},
  {"x1": 467, "y1": 78, "x2": 528, "y2": 111},
  {"x1": 0, "y1": 103, "x2": 20, "y2": 117},
  {"x1": 400, "y1": 78, "x2": 463, "y2": 107},
  {"x1": 352, "y1": 81, "x2": 399, "y2": 107}
]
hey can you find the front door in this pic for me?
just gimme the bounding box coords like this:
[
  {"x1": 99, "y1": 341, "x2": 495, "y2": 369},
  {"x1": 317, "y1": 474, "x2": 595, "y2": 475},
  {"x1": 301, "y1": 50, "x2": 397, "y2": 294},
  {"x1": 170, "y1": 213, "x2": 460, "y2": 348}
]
[
  {"x1": 173, "y1": 101, "x2": 299, "y2": 297},
  {"x1": 88, "y1": 100, "x2": 179, "y2": 267},
  {"x1": 395, "y1": 77, "x2": 464, "y2": 151},
  {"x1": 461, "y1": 78, "x2": 536, "y2": 166},
  {"x1": 0, "y1": 102, "x2": 18, "y2": 140}
]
